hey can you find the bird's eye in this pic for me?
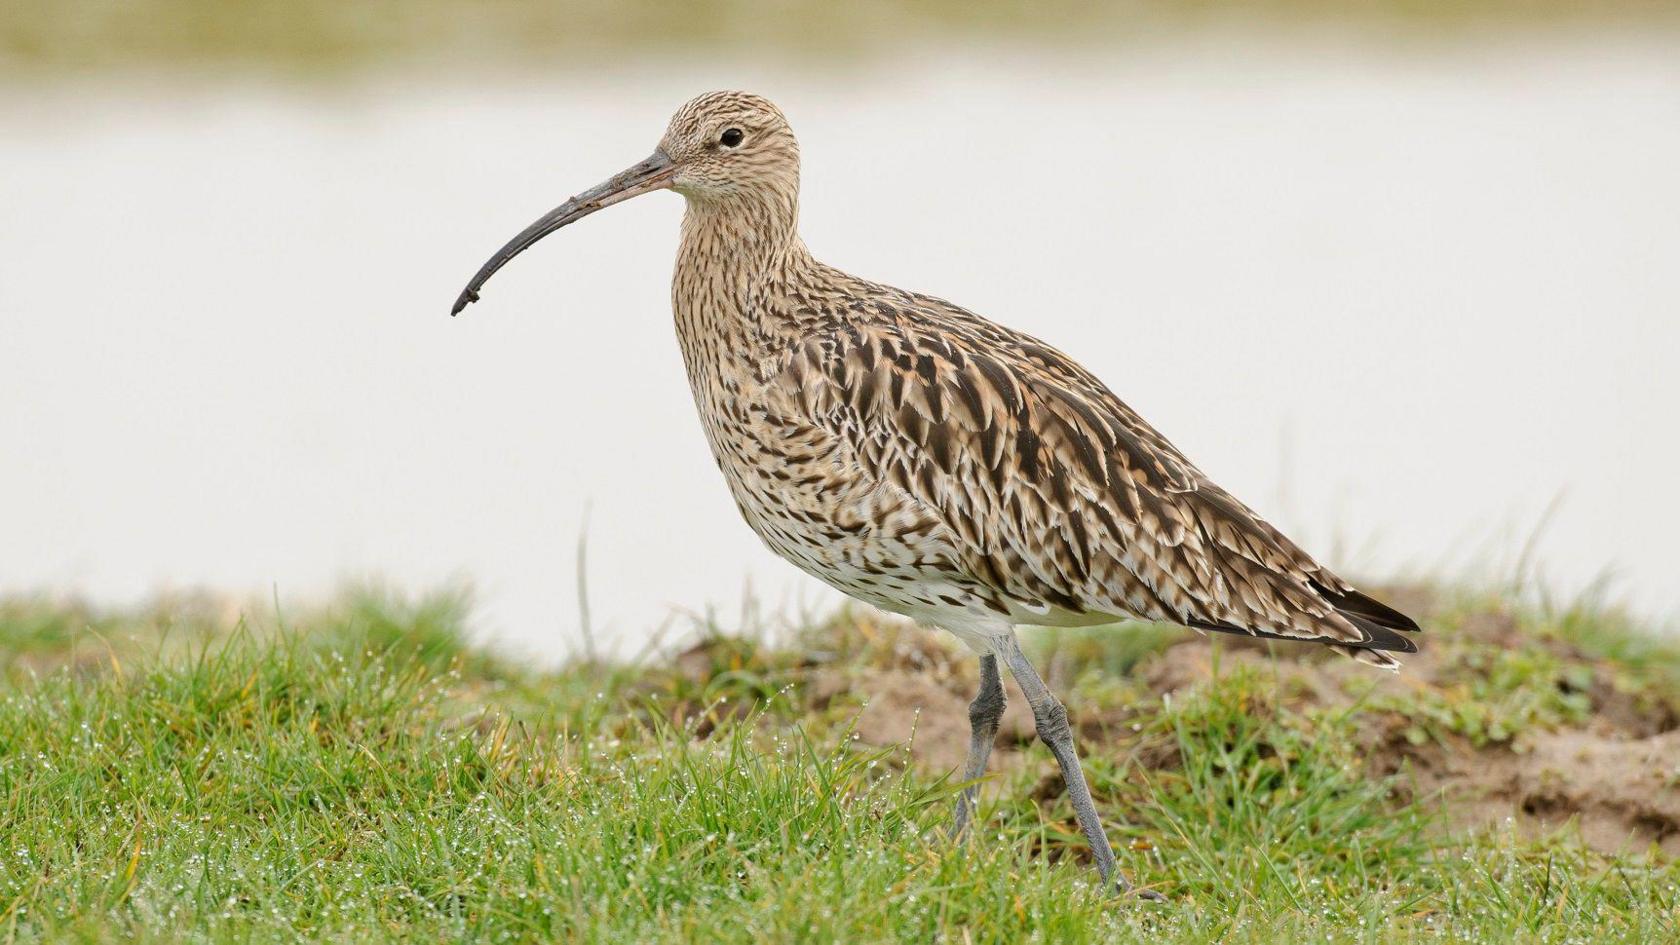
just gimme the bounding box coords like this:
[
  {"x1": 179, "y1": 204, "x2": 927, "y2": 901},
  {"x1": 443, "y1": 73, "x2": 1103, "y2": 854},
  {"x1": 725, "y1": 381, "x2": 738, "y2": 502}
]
[{"x1": 719, "y1": 128, "x2": 744, "y2": 148}]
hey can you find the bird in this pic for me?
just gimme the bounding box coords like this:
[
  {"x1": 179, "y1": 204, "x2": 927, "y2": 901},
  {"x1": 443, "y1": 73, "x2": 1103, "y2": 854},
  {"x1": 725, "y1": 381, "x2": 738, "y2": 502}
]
[{"x1": 450, "y1": 90, "x2": 1420, "y2": 898}]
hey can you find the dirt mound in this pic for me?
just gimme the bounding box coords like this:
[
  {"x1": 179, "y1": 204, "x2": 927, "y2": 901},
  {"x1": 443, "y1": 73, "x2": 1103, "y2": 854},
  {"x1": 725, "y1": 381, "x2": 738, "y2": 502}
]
[
  {"x1": 666, "y1": 594, "x2": 1680, "y2": 860},
  {"x1": 822, "y1": 599, "x2": 1680, "y2": 859},
  {"x1": 810, "y1": 668, "x2": 1037, "y2": 772},
  {"x1": 1136, "y1": 613, "x2": 1680, "y2": 859},
  {"x1": 1511, "y1": 729, "x2": 1680, "y2": 855}
]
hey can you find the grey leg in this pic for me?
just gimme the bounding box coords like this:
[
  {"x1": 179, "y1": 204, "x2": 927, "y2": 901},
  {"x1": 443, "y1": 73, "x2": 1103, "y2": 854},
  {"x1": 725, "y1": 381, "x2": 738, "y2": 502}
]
[
  {"x1": 951, "y1": 654, "x2": 1005, "y2": 839},
  {"x1": 1000, "y1": 636, "x2": 1161, "y2": 899}
]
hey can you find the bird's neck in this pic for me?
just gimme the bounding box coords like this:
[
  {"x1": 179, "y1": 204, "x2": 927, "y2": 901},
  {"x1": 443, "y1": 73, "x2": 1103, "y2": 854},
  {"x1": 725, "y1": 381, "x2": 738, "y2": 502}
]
[
  {"x1": 676, "y1": 190, "x2": 805, "y2": 277},
  {"x1": 673, "y1": 193, "x2": 815, "y2": 364}
]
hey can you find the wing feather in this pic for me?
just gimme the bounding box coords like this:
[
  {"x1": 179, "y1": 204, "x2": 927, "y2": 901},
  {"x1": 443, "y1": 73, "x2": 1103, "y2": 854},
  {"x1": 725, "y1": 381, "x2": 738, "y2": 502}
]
[{"x1": 777, "y1": 289, "x2": 1418, "y2": 657}]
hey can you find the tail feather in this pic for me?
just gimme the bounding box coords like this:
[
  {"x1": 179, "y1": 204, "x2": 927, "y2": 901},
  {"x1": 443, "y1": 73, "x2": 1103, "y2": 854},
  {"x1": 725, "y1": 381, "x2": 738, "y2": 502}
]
[
  {"x1": 1186, "y1": 616, "x2": 1412, "y2": 654},
  {"x1": 1186, "y1": 583, "x2": 1421, "y2": 661},
  {"x1": 1339, "y1": 611, "x2": 1418, "y2": 654},
  {"x1": 1312, "y1": 581, "x2": 1421, "y2": 633}
]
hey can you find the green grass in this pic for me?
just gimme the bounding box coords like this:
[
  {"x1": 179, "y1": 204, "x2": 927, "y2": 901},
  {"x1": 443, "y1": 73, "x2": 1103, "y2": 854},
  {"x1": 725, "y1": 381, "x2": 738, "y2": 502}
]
[{"x1": 1, "y1": 589, "x2": 1677, "y2": 942}]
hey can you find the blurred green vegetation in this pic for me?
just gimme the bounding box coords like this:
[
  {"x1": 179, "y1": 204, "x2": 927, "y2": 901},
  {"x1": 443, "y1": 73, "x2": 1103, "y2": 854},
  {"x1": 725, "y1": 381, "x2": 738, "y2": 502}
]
[{"x1": 5, "y1": 0, "x2": 1679, "y2": 74}]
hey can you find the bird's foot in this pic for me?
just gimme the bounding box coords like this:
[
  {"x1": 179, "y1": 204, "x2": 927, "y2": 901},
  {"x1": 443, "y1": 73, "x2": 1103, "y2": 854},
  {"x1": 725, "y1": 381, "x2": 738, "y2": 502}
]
[{"x1": 1107, "y1": 872, "x2": 1168, "y2": 901}]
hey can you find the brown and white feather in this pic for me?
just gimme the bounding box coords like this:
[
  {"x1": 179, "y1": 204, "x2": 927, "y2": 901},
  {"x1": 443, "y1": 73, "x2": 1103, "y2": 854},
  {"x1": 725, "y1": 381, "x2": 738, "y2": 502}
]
[{"x1": 655, "y1": 91, "x2": 1418, "y2": 667}]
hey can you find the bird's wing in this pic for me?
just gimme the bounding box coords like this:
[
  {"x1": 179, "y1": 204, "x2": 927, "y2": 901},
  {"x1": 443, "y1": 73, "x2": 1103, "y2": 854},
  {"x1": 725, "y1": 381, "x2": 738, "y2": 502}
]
[{"x1": 779, "y1": 298, "x2": 1417, "y2": 663}]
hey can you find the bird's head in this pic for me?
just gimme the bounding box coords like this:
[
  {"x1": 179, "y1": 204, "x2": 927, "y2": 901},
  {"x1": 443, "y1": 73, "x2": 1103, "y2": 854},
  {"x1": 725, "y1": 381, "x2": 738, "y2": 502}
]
[
  {"x1": 450, "y1": 90, "x2": 800, "y2": 316},
  {"x1": 661, "y1": 91, "x2": 800, "y2": 204}
]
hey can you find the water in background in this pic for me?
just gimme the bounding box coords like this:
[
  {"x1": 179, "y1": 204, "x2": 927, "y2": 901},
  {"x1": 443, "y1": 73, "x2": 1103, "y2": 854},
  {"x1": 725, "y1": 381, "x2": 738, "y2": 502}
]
[{"x1": 3, "y1": 37, "x2": 1678, "y2": 657}]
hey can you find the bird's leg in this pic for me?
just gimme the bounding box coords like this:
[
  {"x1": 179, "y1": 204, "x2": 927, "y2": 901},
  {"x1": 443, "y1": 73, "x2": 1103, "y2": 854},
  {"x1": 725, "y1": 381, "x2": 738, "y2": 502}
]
[
  {"x1": 1000, "y1": 636, "x2": 1161, "y2": 900},
  {"x1": 951, "y1": 653, "x2": 1005, "y2": 840}
]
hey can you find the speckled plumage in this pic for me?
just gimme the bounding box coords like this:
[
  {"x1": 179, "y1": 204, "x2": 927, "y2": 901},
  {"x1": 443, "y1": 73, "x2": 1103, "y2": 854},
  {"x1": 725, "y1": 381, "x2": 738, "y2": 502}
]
[
  {"x1": 453, "y1": 90, "x2": 1420, "y2": 896},
  {"x1": 659, "y1": 92, "x2": 1419, "y2": 667}
]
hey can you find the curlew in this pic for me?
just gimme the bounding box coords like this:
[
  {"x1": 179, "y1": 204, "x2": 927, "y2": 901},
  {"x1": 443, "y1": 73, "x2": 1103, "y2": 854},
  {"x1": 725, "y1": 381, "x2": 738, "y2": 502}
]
[{"x1": 451, "y1": 91, "x2": 1419, "y2": 897}]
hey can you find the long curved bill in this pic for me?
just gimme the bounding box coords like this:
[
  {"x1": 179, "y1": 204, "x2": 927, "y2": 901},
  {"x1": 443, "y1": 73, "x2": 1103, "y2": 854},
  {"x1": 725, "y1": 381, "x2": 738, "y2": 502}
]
[{"x1": 450, "y1": 149, "x2": 675, "y2": 316}]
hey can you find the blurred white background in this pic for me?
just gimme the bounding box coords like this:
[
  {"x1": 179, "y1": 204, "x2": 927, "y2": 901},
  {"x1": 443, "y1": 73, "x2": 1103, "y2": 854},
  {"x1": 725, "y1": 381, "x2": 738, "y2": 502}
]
[{"x1": 3, "y1": 36, "x2": 1678, "y2": 656}]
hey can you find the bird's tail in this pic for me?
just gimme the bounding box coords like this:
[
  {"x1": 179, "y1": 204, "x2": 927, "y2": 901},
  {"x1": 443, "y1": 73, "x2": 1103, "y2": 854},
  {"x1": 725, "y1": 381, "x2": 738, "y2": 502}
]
[
  {"x1": 1313, "y1": 582, "x2": 1421, "y2": 670},
  {"x1": 1187, "y1": 583, "x2": 1421, "y2": 670}
]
